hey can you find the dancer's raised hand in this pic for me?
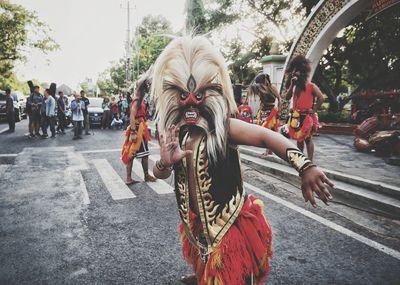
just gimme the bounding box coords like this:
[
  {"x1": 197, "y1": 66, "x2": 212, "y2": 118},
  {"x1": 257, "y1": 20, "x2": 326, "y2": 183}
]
[{"x1": 159, "y1": 125, "x2": 192, "y2": 167}]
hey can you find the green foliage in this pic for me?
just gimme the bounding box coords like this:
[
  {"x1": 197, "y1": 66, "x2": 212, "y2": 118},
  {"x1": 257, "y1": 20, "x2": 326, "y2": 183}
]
[
  {"x1": 0, "y1": 0, "x2": 58, "y2": 92},
  {"x1": 318, "y1": 110, "x2": 352, "y2": 124},
  {"x1": 315, "y1": 6, "x2": 400, "y2": 112},
  {"x1": 222, "y1": 33, "x2": 273, "y2": 84},
  {"x1": 97, "y1": 15, "x2": 173, "y2": 95}
]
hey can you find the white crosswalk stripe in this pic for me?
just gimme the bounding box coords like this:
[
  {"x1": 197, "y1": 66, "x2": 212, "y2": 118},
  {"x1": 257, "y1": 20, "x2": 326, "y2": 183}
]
[
  {"x1": 92, "y1": 159, "x2": 136, "y2": 200},
  {"x1": 132, "y1": 159, "x2": 174, "y2": 194}
]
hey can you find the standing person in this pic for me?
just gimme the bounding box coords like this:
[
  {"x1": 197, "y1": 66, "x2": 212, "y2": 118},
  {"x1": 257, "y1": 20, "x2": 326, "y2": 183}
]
[
  {"x1": 29, "y1": 86, "x2": 43, "y2": 138},
  {"x1": 110, "y1": 96, "x2": 119, "y2": 120},
  {"x1": 5, "y1": 89, "x2": 15, "y2": 133},
  {"x1": 40, "y1": 89, "x2": 48, "y2": 138},
  {"x1": 247, "y1": 72, "x2": 281, "y2": 157},
  {"x1": 56, "y1": 91, "x2": 66, "y2": 134},
  {"x1": 101, "y1": 97, "x2": 111, "y2": 129},
  {"x1": 151, "y1": 36, "x2": 333, "y2": 285},
  {"x1": 237, "y1": 96, "x2": 253, "y2": 123},
  {"x1": 71, "y1": 93, "x2": 84, "y2": 140},
  {"x1": 80, "y1": 90, "x2": 90, "y2": 135},
  {"x1": 284, "y1": 55, "x2": 324, "y2": 161},
  {"x1": 44, "y1": 89, "x2": 56, "y2": 138},
  {"x1": 25, "y1": 95, "x2": 33, "y2": 136},
  {"x1": 121, "y1": 75, "x2": 157, "y2": 185}
]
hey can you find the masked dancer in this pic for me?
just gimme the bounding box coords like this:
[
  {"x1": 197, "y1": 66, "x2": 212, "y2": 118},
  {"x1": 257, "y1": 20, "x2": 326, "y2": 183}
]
[
  {"x1": 122, "y1": 75, "x2": 157, "y2": 185},
  {"x1": 151, "y1": 36, "x2": 333, "y2": 285},
  {"x1": 284, "y1": 55, "x2": 324, "y2": 161}
]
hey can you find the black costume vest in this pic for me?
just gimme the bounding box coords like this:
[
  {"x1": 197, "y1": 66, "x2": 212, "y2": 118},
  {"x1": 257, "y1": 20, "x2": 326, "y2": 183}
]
[{"x1": 173, "y1": 130, "x2": 245, "y2": 255}]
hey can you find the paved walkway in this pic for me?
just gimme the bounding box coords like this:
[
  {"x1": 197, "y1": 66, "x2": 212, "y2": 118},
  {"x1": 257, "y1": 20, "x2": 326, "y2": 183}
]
[{"x1": 245, "y1": 134, "x2": 400, "y2": 188}]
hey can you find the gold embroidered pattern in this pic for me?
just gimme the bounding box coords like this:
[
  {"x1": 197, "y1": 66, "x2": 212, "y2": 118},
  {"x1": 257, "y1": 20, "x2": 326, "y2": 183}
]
[
  {"x1": 286, "y1": 148, "x2": 312, "y2": 172},
  {"x1": 195, "y1": 135, "x2": 244, "y2": 251}
]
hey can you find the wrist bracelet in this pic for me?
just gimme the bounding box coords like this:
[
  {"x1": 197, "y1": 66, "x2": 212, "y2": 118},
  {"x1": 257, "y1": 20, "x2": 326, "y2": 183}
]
[
  {"x1": 156, "y1": 159, "x2": 172, "y2": 171},
  {"x1": 299, "y1": 163, "x2": 316, "y2": 177},
  {"x1": 286, "y1": 148, "x2": 312, "y2": 175}
]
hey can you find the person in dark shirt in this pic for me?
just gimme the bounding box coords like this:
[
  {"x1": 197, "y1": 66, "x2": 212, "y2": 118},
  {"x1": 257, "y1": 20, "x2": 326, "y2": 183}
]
[
  {"x1": 29, "y1": 86, "x2": 43, "y2": 138},
  {"x1": 57, "y1": 91, "x2": 66, "y2": 134},
  {"x1": 80, "y1": 90, "x2": 90, "y2": 135},
  {"x1": 5, "y1": 88, "x2": 15, "y2": 133}
]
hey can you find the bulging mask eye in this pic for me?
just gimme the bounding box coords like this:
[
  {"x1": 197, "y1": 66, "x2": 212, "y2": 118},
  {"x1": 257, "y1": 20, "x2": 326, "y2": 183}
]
[
  {"x1": 181, "y1": 92, "x2": 188, "y2": 100},
  {"x1": 195, "y1": 92, "x2": 204, "y2": 100}
]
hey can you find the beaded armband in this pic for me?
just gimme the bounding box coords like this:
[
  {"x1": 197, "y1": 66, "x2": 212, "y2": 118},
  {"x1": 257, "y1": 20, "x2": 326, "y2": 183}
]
[
  {"x1": 156, "y1": 159, "x2": 172, "y2": 172},
  {"x1": 286, "y1": 148, "x2": 315, "y2": 176}
]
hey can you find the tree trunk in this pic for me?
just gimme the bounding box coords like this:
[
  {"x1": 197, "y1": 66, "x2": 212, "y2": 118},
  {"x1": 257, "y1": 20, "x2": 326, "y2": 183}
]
[{"x1": 313, "y1": 65, "x2": 339, "y2": 113}]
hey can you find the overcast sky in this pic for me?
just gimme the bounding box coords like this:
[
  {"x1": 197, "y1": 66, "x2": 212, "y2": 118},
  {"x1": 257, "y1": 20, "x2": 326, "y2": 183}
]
[{"x1": 13, "y1": 0, "x2": 186, "y2": 89}]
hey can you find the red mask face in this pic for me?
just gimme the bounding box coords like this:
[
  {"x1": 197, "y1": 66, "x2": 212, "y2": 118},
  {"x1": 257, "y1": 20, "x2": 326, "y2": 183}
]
[{"x1": 180, "y1": 75, "x2": 204, "y2": 125}]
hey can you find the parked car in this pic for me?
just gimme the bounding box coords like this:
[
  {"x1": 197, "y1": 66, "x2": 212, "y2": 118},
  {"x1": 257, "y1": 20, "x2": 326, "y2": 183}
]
[
  {"x1": 88, "y1": 97, "x2": 104, "y2": 127},
  {"x1": 0, "y1": 90, "x2": 27, "y2": 122}
]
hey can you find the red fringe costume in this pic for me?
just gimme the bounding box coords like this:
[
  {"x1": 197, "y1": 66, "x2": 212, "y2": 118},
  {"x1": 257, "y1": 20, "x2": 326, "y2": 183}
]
[
  {"x1": 288, "y1": 83, "x2": 319, "y2": 142},
  {"x1": 258, "y1": 106, "x2": 280, "y2": 132},
  {"x1": 179, "y1": 195, "x2": 273, "y2": 285},
  {"x1": 121, "y1": 99, "x2": 151, "y2": 165}
]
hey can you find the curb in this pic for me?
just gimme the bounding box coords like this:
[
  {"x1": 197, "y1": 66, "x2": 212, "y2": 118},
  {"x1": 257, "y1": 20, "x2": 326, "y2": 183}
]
[{"x1": 239, "y1": 147, "x2": 400, "y2": 200}]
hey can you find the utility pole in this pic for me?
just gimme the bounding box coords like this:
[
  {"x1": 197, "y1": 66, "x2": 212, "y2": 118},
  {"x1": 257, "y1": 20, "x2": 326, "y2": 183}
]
[{"x1": 124, "y1": 1, "x2": 132, "y2": 89}]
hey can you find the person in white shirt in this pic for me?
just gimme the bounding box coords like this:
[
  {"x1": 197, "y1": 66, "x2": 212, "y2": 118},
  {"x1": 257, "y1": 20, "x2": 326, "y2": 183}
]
[{"x1": 70, "y1": 93, "x2": 84, "y2": 140}]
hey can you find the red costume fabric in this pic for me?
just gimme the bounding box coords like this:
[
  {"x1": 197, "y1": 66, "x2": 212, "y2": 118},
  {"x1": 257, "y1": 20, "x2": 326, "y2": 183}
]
[
  {"x1": 179, "y1": 195, "x2": 273, "y2": 285},
  {"x1": 131, "y1": 98, "x2": 151, "y2": 142},
  {"x1": 121, "y1": 98, "x2": 151, "y2": 165},
  {"x1": 238, "y1": 104, "x2": 253, "y2": 123},
  {"x1": 288, "y1": 82, "x2": 319, "y2": 142}
]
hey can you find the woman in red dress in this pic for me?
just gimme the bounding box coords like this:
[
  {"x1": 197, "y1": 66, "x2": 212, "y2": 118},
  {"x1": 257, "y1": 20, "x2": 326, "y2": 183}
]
[{"x1": 284, "y1": 55, "x2": 324, "y2": 161}]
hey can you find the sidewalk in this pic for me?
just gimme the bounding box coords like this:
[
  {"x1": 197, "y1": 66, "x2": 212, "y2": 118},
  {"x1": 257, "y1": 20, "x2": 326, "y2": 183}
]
[{"x1": 243, "y1": 134, "x2": 400, "y2": 188}]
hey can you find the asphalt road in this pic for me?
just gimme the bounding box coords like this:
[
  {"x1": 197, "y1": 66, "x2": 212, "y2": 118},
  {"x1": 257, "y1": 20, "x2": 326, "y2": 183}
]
[{"x1": 0, "y1": 120, "x2": 399, "y2": 285}]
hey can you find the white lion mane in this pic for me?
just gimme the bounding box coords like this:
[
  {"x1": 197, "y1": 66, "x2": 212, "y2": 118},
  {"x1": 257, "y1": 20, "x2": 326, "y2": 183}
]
[{"x1": 150, "y1": 35, "x2": 238, "y2": 162}]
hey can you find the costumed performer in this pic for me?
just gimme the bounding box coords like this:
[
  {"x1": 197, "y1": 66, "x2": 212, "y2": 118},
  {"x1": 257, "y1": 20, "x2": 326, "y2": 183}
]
[
  {"x1": 284, "y1": 55, "x2": 324, "y2": 161},
  {"x1": 247, "y1": 72, "x2": 281, "y2": 157},
  {"x1": 151, "y1": 36, "x2": 334, "y2": 285},
  {"x1": 121, "y1": 74, "x2": 157, "y2": 185}
]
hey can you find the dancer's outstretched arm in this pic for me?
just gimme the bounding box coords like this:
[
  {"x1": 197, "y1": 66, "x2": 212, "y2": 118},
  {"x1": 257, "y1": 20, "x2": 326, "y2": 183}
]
[{"x1": 229, "y1": 118, "x2": 334, "y2": 207}]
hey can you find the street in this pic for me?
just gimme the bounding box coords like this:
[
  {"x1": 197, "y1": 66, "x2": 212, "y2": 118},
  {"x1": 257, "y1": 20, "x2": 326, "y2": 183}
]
[{"x1": 0, "y1": 120, "x2": 399, "y2": 285}]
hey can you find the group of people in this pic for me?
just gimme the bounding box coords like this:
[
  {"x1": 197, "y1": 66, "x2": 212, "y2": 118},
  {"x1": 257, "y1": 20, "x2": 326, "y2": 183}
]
[
  {"x1": 122, "y1": 35, "x2": 332, "y2": 285},
  {"x1": 25, "y1": 86, "x2": 90, "y2": 140},
  {"x1": 101, "y1": 93, "x2": 154, "y2": 131},
  {"x1": 239, "y1": 55, "x2": 324, "y2": 161}
]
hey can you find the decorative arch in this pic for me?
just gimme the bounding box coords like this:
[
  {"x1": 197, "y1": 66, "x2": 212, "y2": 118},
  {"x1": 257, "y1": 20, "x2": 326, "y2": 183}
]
[{"x1": 280, "y1": 0, "x2": 371, "y2": 93}]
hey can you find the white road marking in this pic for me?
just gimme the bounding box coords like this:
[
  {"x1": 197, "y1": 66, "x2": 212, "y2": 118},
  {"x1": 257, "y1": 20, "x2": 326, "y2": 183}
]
[
  {"x1": 78, "y1": 172, "x2": 90, "y2": 205},
  {"x1": 0, "y1": 127, "x2": 8, "y2": 134},
  {"x1": 0, "y1": 153, "x2": 17, "y2": 157},
  {"x1": 79, "y1": 147, "x2": 157, "y2": 154},
  {"x1": 132, "y1": 159, "x2": 174, "y2": 194},
  {"x1": 80, "y1": 148, "x2": 121, "y2": 154},
  {"x1": 148, "y1": 141, "x2": 159, "y2": 147},
  {"x1": 244, "y1": 182, "x2": 400, "y2": 261},
  {"x1": 92, "y1": 159, "x2": 136, "y2": 200}
]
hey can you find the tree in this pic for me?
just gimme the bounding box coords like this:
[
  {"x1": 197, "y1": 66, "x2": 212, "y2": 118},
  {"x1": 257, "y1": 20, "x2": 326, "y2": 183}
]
[
  {"x1": 131, "y1": 15, "x2": 173, "y2": 79},
  {"x1": 0, "y1": 0, "x2": 58, "y2": 90},
  {"x1": 97, "y1": 15, "x2": 173, "y2": 95},
  {"x1": 185, "y1": 0, "x2": 206, "y2": 34},
  {"x1": 312, "y1": 6, "x2": 400, "y2": 111}
]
